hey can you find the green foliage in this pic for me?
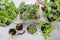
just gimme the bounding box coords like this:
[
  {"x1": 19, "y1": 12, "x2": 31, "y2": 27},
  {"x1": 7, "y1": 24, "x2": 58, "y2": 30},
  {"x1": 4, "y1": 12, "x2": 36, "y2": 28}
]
[
  {"x1": 4, "y1": 0, "x2": 8, "y2": 3},
  {"x1": 19, "y1": 2, "x2": 40, "y2": 21},
  {"x1": 0, "y1": 23, "x2": 6, "y2": 27},
  {"x1": 42, "y1": 0, "x2": 60, "y2": 22},
  {"x1": 19, "y1": 2, "x2": 25, "y2": 12},
  {"x1": 0, "y1": 0, "x2": 18, "y2": 27},
  {"x1": 39, "y1": 21, "x2": 55, "y2": 39},
  {"x1": 20, "y1": 12, "x2": 30, "y2": 20}
]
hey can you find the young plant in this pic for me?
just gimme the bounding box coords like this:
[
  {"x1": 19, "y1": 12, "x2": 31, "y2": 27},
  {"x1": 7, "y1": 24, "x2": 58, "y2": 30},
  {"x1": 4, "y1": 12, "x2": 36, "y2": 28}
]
[
  {"x1": 0, "y1": 0, "x2": 18, "y2": 27},
  {"x1": 19, "y1": 2, "x2": 40, "y2": 21},
  {"x1": 42, "y1": 0, "x2": 60, "y2": 22},
  {"x1": 39, "y1": 21, "x2": 55, "y2": 40}
]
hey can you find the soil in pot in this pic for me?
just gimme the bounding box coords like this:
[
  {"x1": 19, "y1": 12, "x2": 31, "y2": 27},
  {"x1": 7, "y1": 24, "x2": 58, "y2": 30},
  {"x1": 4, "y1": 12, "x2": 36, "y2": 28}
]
[
  {"x1": 8, "y1": 28, "x2": 16, "y2": 35},
  {"x1": 16, "y1": 23, "x2": 23, "y2": 31}
]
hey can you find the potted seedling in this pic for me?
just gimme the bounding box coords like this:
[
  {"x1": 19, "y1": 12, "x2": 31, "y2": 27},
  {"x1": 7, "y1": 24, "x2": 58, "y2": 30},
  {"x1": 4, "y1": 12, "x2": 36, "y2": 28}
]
[
  {"x1": 8, "y1": 23, "x2": 25, "y2": 36},
  {"x1": 19, "y1": 2, "x2": 40, "y2": 22},
  {"x1": 0, "y1": 0, "x2": 19, "y2": 27},
  {"x1": 8, "y1": 28, "x2": 16, "y2": 35},
  {"x1": 27, "y1": 24, "x2": 37, "y2": 34},
  {"x1": 16, "y1": 23, "x2": 26, "y2": 35},
  {"x1": 16, "y1": 23, "x2": 23, "y2": 31},
  {"x1": 39, "y1": 21, "x2": 55, "y2": 40},
  {"x1": 41, "y1": 0, "x2": 60, "y2": 22}
]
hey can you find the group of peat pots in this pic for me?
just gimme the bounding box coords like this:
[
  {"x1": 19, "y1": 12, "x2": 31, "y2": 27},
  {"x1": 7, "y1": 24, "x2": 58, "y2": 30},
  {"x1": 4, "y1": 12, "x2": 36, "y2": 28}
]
[
  {"x1": 8, "y1": 21, "x2": 54, "y2": 40},
  {"x1": 9, "y1": 23, "x2": 25, "y2": 35},
  {"x1": 8, "y1": 23, "x2": 37, "y2": 35},
  {"x1": 0, "y1": 0, "x2": 60, "y2": 40}
]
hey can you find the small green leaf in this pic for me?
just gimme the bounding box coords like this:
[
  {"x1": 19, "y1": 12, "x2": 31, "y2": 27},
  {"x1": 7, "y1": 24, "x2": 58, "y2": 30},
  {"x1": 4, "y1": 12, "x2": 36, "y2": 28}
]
[
  {"x1": 4, "y1": 0, "x2": 8, "y2": 3},
  {"x1": 0, "y1": 23, "x2": 6, "y2": 27}
]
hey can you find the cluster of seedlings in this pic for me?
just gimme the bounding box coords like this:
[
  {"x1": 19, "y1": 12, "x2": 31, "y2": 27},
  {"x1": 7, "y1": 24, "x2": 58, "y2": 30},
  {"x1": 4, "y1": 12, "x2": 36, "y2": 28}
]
[
  {"x1": 0, "y1": 0, "x2": 18, "y2": 27},
  {"x1": 19, "y1": 2, "x2": 40, "y2": 21},
  {"x1": 41, "y1": 0, "x2": 60, "y2": 22},
  {"x1": 0, "y1": 0, "x2": 55, "y2": 40},
  {"x1": 8, "y1": 21, "x2": 54, "y2": 40}
]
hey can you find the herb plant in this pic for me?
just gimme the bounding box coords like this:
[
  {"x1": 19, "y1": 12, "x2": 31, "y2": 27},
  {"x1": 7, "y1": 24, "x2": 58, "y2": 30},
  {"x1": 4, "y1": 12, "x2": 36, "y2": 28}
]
[
  {"x1": 0, "y1": 0, "x2": 18, "y2": 27},
  {"x1": 19, "y1": 2, "x2": 40, "y2": 21},
  {"x1": 42, "y1": 0, "x2": 60, "y2": 22},
  {"x1": 39, "y1": 21, "x2": 54, "y2": 40}
]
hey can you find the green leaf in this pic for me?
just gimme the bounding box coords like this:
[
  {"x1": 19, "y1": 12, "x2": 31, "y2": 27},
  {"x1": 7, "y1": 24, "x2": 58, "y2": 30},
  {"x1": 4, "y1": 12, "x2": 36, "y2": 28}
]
[
  {"x1": 0, "y1": 16, "x2": 5, "y2": 21},
  {"x1": 48, "y1": 14, "x2": 53, "y2": 18},
  {"x1": 55, "y1": 0, "x2": 60, "y2": 2},
  {"x1": 43, "y1": 12, "x2": 48, "y2": 17},
  {"x1": 44, "y1": 0, "x2": 48, "y2": 3},
  {"x1": 7, "y1": 19, "x2": 13, "y2": 23},
  {"x1": 4, "y1": 0, "x2": 8, "y2": 3},
  {"x1": 0, "y1": 23, "x2": 6, "y2": 27},
  {"x1": 9, "y1": 1, "x2": 16, "y2": 11},
  {"x1": 39, "y1": 21, "x2": 45, "y2": 26}
]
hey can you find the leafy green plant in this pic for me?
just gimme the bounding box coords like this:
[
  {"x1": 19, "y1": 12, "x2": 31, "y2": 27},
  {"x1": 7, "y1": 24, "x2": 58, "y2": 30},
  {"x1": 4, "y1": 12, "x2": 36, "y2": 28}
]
[
  {"x1": 19, "y1": 2, "x2": 40, "y2": 21},
  {"x1": 42, "y1": 0, "x2": 60, "y2": 22},
  {"x1": 39, "y1": 21, "x2": 55, "y2": 40},
  {"x1": 0, "y1": 0, "x2": 18, "y2": 27}
]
